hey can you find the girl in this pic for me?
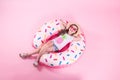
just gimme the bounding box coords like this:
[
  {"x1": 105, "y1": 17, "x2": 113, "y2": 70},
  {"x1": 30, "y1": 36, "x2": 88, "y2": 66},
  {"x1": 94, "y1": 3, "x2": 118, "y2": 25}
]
[{"x1": 19, "y1": 20, "x2": 81, "y2": 67}]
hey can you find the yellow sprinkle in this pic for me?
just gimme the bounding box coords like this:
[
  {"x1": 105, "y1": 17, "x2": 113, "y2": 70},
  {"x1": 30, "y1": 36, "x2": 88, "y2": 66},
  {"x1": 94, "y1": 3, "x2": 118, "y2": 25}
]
[
  {"x1": 75, "y1": 46, "x2": 77, "y2": 50},
  {"x1": 44, "y1": 34, "x2": 47, "y2": 39},
  {"x1": 54, "y1": 54, "x2": 58, "y2": 57},
  {"x1": 69, "y1": 58, "x2": 75, "y2": 62}
]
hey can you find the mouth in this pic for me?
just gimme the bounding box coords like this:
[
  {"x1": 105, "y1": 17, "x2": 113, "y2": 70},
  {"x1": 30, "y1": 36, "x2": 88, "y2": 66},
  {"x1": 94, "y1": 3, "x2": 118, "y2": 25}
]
[{"x1": 70, "y1": 28, "x2": 74, "y2": 32}]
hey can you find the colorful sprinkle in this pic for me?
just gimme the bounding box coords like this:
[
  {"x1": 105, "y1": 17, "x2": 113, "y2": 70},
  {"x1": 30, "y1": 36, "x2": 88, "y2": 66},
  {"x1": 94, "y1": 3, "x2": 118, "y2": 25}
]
[
  {"x1": 44, "y1": 23, "x2": 47, "y2": 25},
  {"x1": 66, "y1": 62, "x2": 69, "y2": 64},
  {"x1": 45, "y1": 29, "x2": 47, "y2": 32},
  {"x1": 50, "y1": 55, "x2": 52, "y2": 58},
  {"x1": 34, "y1": 35, "x2": 36, "y2": 38},
  {"x1": 49, "y1": 32, "x2": 52, "y2": 35},
  {"x1": 71, "y1": 44, "x2": 73, "y2": 46},
  {"x1": 69, "y1": 59, "x2": 75, "y2": 62},
  {"x1": 67, "y1": 54, "x2": 70, "y2": 56},
  {"x1": 71, "y1": 50, "x2": 74, "y2": 53},
  {"x1": 45, "y1": 59, "x2": 48, "y2": 62},
  {"x1": 54, "y1": 54, "x2": 57, "y2": 57},
  {"x1": 52, "y1": 28, "x2": 54, "y2": 31},
  {"x1": 44, "y1": 34, "x2": 47, "y2": 39},
  {"x1": 47, "y1": 26, "x2": 51, "y2": 28},
  {"x1": 81, "y1": 49, "x2": 84, "y2": 51},
  {"x1": 41, "y1": 40, "x2": 44, "y2": 43},
  {"x1": 74, "y1": 55, "x2": 77, "y2": 58},
  {"x1": 59, "y1": 61, "x2": 62, "y2": 65},
  {"x1": 75, "y1": 46, "x2": 77, "y2": 49},
  {"x1": 53, "y1": 59, "x2": 57, "y2": 61},
  {"x1": 79, "y1": 52, "x2": 81, "y2": 54},
  {"x1": 35, "y1": 44, "x2": 38, "y2": 48},
  {"x1": 37, "y1": 37, "x2": 41, "y2": 40},
  {"x1": 83, "y1": 46, "x2": 85, "y2": 48},
  {"x1": 55, "y1": 19, "x2": 57, "y2": 22},
  {"x1": 63, "y1": 56, "x2": 65, "y2": 60},
  {"x1": 59, "y1": 53, "x2": 62, "y2": 55},
  {"x1": 56, "y1": 23, "x2": 59, "y2": 25},
  {"x1": 50, "y1": 64, "x2": 54, "y2": 66},
  {"x1": 77, "y1": 43, "x2": 80, "y2": 46}
]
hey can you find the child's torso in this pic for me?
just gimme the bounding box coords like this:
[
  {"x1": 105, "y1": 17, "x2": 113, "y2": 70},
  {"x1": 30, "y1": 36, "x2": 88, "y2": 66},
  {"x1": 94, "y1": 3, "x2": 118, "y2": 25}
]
[{"x1": 53, "y1": 33, "x2": 74, "y2": 50}]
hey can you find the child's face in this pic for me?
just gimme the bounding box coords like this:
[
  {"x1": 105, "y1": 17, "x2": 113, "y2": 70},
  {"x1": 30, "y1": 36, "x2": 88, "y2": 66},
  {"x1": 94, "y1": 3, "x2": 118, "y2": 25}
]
[{"x1": 68, "y1": 25, "x2": 78, "y2": 35}]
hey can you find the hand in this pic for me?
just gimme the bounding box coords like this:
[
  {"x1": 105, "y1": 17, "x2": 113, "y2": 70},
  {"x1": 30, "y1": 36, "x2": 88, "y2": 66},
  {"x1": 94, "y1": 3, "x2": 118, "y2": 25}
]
[{"x1": 60, "y1": 19, "x2": 67, "y2": 29}]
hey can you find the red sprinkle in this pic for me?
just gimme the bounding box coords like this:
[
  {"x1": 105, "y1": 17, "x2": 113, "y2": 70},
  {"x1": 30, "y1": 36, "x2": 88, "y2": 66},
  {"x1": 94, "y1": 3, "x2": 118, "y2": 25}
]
[
  {"x1": 81, "y1": 49, "x2": 84, "y2": 51},
  {"x1": 71, "y1": 50, "x2": 74, "y2": 53},
  {"x1": 55, "y1": 19, "x2": 57, "y2": 22},
  {"x1": 45, "y1": 59, "x2": 48, "y2": 62},
  {"x1": 56, "y1": 23, "x2": 59, "y2": 25},
  {"x1": 63, "y1": 56, "x2": 65, "y2": 60},
  {"x1": 53, "y1": 59, "x2": 57, "y2": 61},
  {"x1": 45, "y1": 29, "x2": 47, "y2": 32},
  {"x1": 50, "y1": 55, "x2": 52, "y2": 58},
  {"x1": 47, "y1": 26, "x2": 51, "y2": 28}
]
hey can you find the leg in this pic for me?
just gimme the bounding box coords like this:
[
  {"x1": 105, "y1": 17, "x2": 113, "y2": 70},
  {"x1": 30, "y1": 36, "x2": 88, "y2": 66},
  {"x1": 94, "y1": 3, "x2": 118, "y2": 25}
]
[
  {"x1": 19, "y1": 48, "x2": 39, "y2": 58},
  {"x1": 36, "y1": 41, "x2": 54, "y2": 61},
  {"x1": 19, "y1": 43, "x2": 45, "y2": 58},
  {"x1": 33, "y1": 41, "x2": 54, "y2": 67}
]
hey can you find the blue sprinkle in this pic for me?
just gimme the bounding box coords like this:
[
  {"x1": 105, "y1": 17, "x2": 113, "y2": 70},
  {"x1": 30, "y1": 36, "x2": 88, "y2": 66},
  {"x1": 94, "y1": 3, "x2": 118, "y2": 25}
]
[
  {"x1": 37, "y1": 37, "x2": 41, "y2": 40},
  {"x1": 44, "y1": 23, "x2": 47, "y2": 25},
  {"x1": 77, "y1": 43, "x2": 80, "y2": 46},
  {"x1": 35, "y1": 44, "x2": 38, "y2": 48},
  {"x1": 59, "y1": 53, "x2": 62, "y2": 55},
  {"x1": 59, "y1": 61, "x2": 62, "y2": 65},
  {"x1": 79, "y1": 52, "x2": 81, "y2": 54},
  {"x1": 67, "y1": 54, "x2": 70, "y2": 56},
  {"x1": 83, "y1": 46, "x2": 85, "y2": 48},
  {"x1": 49, "y1": 32, "x2": 52, "y2": 35},
  {"x1": 52, "y1": 28, "x2": 54, "y2": 30},
  {"x1": 50, "y1": 64, "x2": 54, "y2": 66},
  {"x1": 74, "y1": 55, "x2": 77, "y2": 58},
  {"x1": 66, "y1": 62, "x2": 69, "y2": 64}
]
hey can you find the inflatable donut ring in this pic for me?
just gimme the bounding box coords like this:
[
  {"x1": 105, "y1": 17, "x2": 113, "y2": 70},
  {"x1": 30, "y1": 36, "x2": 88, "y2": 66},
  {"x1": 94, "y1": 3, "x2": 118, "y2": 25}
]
[{"x1": 33, "y1": 19, "x2": 86, "y2": 67}]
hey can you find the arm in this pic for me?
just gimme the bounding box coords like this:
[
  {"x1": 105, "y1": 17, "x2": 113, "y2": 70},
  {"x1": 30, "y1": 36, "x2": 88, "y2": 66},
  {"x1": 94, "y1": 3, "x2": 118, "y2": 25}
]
[
  {"x1": 60, "y1": 19, "x2": 68, "y2": 29},
  {"x1": 73, "y1": 36, "x2": 81, "y2": 41},
  {"x1": 42, "y1": 31, "x2": 59, "y2": 43}
]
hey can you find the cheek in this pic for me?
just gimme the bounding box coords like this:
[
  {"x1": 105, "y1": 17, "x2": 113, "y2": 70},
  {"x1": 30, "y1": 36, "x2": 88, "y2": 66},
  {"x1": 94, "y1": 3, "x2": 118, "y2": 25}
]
[{"x1": 70, "y1": 28, "x2": 74, "y2": 32}]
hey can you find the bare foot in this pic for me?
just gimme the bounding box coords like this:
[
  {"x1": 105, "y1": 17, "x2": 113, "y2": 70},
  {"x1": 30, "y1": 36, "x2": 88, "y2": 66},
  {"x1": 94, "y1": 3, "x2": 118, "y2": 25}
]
[{"x1": 19, "y1": 53, "x2": 30, "y2": 59}]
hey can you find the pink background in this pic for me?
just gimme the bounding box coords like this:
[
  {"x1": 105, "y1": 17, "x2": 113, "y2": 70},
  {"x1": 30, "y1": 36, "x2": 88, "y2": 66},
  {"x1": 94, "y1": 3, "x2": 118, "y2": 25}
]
[{"x1": 0, "y1": 0, "x2": 120, "y2": 80}]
